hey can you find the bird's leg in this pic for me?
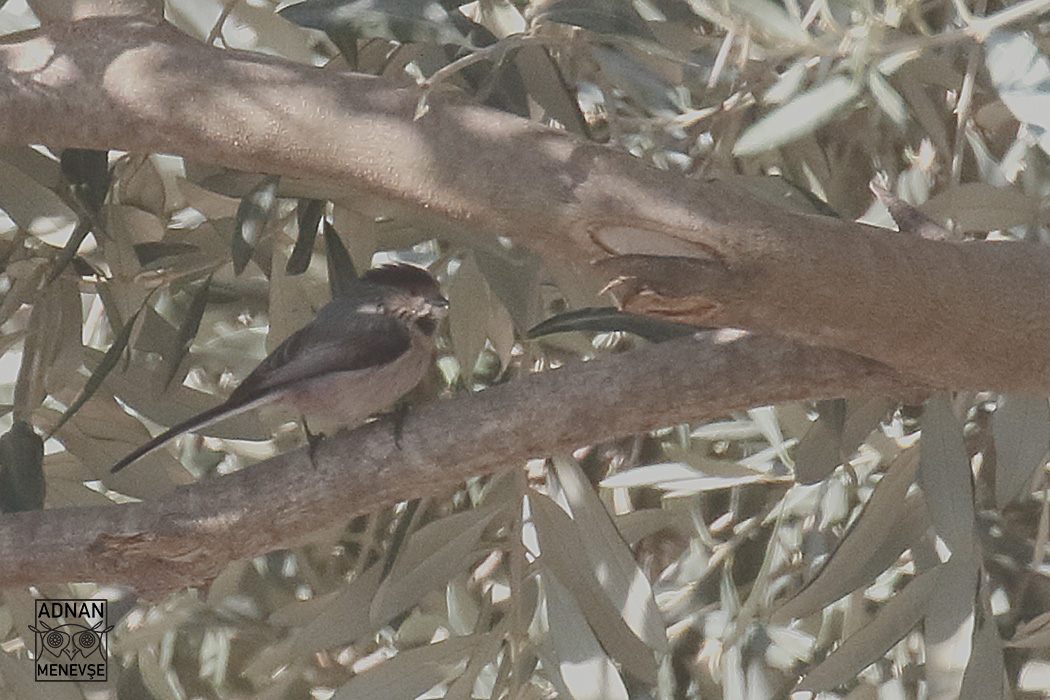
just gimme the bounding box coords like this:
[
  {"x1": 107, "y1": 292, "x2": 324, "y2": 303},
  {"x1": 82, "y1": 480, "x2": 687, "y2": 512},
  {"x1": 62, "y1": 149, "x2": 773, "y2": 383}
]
[{"x1": 302, "y1": 417, "x2": 323, "y2": 467}]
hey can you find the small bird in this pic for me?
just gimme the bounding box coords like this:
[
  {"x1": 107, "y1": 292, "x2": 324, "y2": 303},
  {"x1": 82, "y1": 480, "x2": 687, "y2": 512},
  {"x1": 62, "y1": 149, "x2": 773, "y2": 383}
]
[{"x1": 111, "y1": 264, "x2": 448, "y2": 473}]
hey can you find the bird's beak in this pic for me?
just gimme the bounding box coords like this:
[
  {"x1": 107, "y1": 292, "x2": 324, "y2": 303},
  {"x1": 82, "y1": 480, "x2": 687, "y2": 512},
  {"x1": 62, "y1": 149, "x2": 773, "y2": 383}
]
[{"x1": 429, "y1": 295, "x2": 450, "y2": 318}]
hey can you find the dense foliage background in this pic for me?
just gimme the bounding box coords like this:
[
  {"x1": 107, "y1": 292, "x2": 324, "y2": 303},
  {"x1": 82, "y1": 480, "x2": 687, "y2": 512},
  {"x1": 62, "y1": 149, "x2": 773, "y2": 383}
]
[{"x1": 2, "y1": 0, "x2": 1050, "y2": 697}]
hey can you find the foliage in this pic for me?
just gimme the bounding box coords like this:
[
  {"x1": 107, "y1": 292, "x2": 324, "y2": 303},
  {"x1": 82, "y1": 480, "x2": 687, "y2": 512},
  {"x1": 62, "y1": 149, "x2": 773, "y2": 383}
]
[{"x1": 1, "y1": 0, "x2": 1050, "y2": 697}]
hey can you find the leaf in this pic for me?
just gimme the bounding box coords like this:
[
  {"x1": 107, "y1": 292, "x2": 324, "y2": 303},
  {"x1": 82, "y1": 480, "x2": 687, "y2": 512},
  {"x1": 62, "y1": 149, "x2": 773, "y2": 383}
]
[
  {"x1": 959, "y1": 613, "x2": 1008, "y2": 700},
  {"x1": 0, "y1": 146, "x2": 64, "y2": 191},
  {"x1": 603, "y1": 462, "x2": 766, "y2": 492},
  {"x1": 280, "y1": 0, "x2": 474, "y2": 49},
  {"x1": 513, "y1": 44, "x2": 591, "y2": 137},
  {"x1": 590, "y1": 46, "x2": 682, "y2": 116},
  {"x1": 0, "y1": 646, "x2": 76, "y2": 700},
  {"x1": 115, "y1": 154, "x2": 168, "y2": 216},
  {"x1": 331, "y1": 634, "x2": 488, "y2": 700},
  {"x1": 794, "y1": 397, "x2": 893, "y2": 484},
  {"x1": 893, "y1": 67, "x2": 952, "y2": 155},
  {"x1": 984, "y1": 31, "x2": 1050, "y2": 157},
  {"x1": 132, "y1": 242, "x2": 201, "y2": 267},
  {"x1": 535, "y1": 0, "x2": 654, "y2": 41},
  {"x1": 530, "y1": 492, "x2": 659, "y2": 683},
  {"x1": 919, "y1": 397, "x2": 975, "y2": 555},
  {"x1": 551, "y1": 458, "x2": 667, "y2": 653},
  {"x1": 540, "y1": 574, "x2": 630, "y2": 700},
  {"x1": 1008, "y1": 609, "x2": 1050, "y2": 648},
  {"x1": 47, "y1": 219, "x2": 94, "y2": 283},
  {"x1": 324, "y1": 220, "x2": 359, "y2": 297},
  {"x1": 60, "y1": 148, "x2": 109, "y2": 213},
  {"x1": 793, "y1": 408, "x2": 844, "y2": 484},
  {"x1": 734, "y1": 76, "x2": 861, "y2": 156},
  {"x1": 923, "y1": 551, "x2": 979, "y2": 698},
  {"x1": 90, "y1": 346, "x2": 270, "y2": 441},
  {"x1": 0, "y1": 154, "x2": 74, "y2": 233},
  {"x1": 840, "y1": 398, "x2": 894, "y2": 453},
  {"x1": 14, "y1": 273, "x2": 83, "y2": 420},
  {"x1": 0, "y1": 421, "x2": 45, "y2": 513},
  {"x1": 286, "y1": 198, "x2": 324, "y2": 275},
  {"x1": 602, "y1": 462, "x2": 709, "y2": 488},
  {"x1": 244, "y1": 565, "x2": 385, "y2": 682},
  {"x1": 232, "y1": 174, "x2": 280, "y2": 275},
  {"x1": 42, "y1": 402, "x2": 182, "y2": 500},
  {"x1": 774, "y1": 448, "x2": 924, "y2": 621},
  {"x1": 448, "y1": 253, "x2": 491, "y2": 386},
  {"x1": 921, "y1": 182, "x2": 1040, "y2": 232},
  {"x1": 798, "y1": 565, "x2": 943, "y2": 692},
  {"x1": 992, "y1": 394, "x2": 1049, "y2": 507},
  {"x1": 867, "y1": 70, "x2": 908, "y2": 129},
  {"x1": 163, "y1": 275, "x2": 213, "y2": 389},
  {"x1": 527, "y1": 307, "x2": 696, "y2": 342},
  {"x1": 370, "y1": 505, "x2": 503, "y2": 624},
  {"x1": 49, "y1": 300, "x2": 148, "y2": 439},
  {"x1": 465, "y1": 245, "x2": 539, "y2": 334},
  {"x1": 725, "y1": 0, "x2": 810, "y2": 44}
]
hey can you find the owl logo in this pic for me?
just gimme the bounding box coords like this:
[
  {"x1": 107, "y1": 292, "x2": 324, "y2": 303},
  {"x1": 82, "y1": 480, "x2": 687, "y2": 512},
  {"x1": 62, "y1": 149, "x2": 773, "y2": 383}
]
[{"x1": 29, "y1": 619, "x2": 113, "y2": 661}]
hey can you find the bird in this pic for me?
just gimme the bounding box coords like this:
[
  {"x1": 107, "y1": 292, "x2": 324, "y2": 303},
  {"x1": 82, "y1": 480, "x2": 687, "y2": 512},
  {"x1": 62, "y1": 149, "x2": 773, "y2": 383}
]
[{"x1": 110, "y1": 263, "x2": 448, "y2": 473}]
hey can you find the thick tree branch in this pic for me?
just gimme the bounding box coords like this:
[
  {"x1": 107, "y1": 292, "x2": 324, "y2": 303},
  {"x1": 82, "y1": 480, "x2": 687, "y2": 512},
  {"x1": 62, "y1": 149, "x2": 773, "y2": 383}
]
[
  {"x1": 0, "y1": 332, "x2": 923, "y2": 592},
  {"x1": 2, "y1": 19, "x2": 1049, "y2": 390}
]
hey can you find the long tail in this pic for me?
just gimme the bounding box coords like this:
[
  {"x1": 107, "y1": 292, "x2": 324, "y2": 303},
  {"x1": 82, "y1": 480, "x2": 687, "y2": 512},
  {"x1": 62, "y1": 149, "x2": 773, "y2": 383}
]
[{"x1": 110, "y1": 397, "x2": 268, "y2": 473}]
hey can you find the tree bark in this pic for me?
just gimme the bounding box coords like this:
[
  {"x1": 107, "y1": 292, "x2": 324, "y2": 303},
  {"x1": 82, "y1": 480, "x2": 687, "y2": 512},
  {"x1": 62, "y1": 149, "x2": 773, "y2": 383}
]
[
  {"x1": 1, "y1": 18, "x2": 1048, "y2": 390},
  {"x1": 0, "y1": 332, "x2": 923, "y2": 593}
]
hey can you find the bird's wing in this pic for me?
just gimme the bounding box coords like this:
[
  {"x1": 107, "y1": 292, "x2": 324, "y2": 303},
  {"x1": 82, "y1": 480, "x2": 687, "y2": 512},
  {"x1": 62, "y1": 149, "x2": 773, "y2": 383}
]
[
  {"x1": 111, "y1": 313, "x2": 411, "y2": 473},
  {"x1": 227, "y1": 311, "x2": 412, "y2": 405}
]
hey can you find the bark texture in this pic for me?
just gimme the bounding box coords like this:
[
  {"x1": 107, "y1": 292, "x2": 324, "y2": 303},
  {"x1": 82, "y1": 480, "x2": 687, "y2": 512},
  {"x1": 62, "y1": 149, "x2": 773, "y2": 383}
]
[
  {"x1": 0, "y1": 333, "x2": 921, "y2": 591},
  {"x1": 0, "y1": 18, "x2": 1046, "y2": 390}
]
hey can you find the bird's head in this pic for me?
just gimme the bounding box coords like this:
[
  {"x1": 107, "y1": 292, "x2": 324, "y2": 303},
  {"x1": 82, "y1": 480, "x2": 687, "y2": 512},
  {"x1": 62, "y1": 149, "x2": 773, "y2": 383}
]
[{"x1": 362, "y1": 264, "x2": 448, "y2": 329}]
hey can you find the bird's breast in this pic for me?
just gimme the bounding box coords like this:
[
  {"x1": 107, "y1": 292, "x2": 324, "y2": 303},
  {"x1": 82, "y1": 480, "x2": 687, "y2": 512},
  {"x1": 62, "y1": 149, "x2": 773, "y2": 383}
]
[{"x1": 277, "y1": 331, "x2": 434, "y2": 433}]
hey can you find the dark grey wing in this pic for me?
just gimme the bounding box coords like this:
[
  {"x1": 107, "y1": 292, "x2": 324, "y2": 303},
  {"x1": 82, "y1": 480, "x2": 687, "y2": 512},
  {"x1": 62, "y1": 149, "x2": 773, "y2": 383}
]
[
  {"x1": 111, "y1": 306, "x2": 411, "y2": 473},
  {"x1": 227, "y1": 311, "x2": 411, "y2": 405}
]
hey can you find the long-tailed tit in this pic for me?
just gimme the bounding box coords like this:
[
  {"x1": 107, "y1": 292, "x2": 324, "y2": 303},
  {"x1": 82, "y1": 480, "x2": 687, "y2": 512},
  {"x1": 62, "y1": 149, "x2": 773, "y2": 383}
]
[{"x1": 111, "y1": 264, "x2": 447, "y2": 472}]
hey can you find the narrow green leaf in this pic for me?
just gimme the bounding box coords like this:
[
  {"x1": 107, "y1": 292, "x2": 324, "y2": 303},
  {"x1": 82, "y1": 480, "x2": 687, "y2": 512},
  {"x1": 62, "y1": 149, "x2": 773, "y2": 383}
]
[
  {"x1": 868, "y1": 70, "x2": 909, "y2": 129},
  {"x1": 233, "y1": 174, "x2": 280, "y2": 275},
  {"x1": 798, "y1": 565, "x2": 943, "y2": 691},
  {"x1": 919, "y1": 397, "x2": 975, "y2": 555},
  {"x1": 514, "y1": 44, "x2": 591, "y2": 137},
  {"x1": 0, "y1": 421, "x2": 45, "y2": 513},
  {"x1": 528, "y1": 307, "x2": 697, "y2": 342},
  {"x1": 60, "y1": 148, "x2": 110, "y2": 213},
  {"x1": 280, "y1": 0, "x2": 474, "y2": 49},
  {"x1": 163, "y1": 274, "x2": 213, "y2": 389},
  {"x1": 133, "y1": 242, "x2": 201, "y2": 267},
  {"x1": 536, "y1": 0, "x2": 655, "y2": 41},
  {"x1": 323, "y1": 220, "x2": 358, "y2": 298},
  {"x1": 48, "y1": 299, "x2": 149, "y2": 439},
  {"x1": 992, "y1": 394, "x2": 1049, "y2": 508},
  {"x1": 287, "y1": 198, "x2": 325, "y2": 275},
  {"x1": 734, "y1": 76, "x2": 861, "y2": 156},
  {"x1": 726, "y1": 0, "x2": 809, "y2": 44}
]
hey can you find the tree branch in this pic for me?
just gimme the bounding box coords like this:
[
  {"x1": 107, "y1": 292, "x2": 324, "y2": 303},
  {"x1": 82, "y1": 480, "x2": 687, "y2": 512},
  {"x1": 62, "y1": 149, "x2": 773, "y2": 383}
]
[
  {"x1": 2, "y1": 19, "x2": 1050, "y2": 390},
  {"x1": 0, "y1": 332, "x2": 923, "y2": 593}
]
